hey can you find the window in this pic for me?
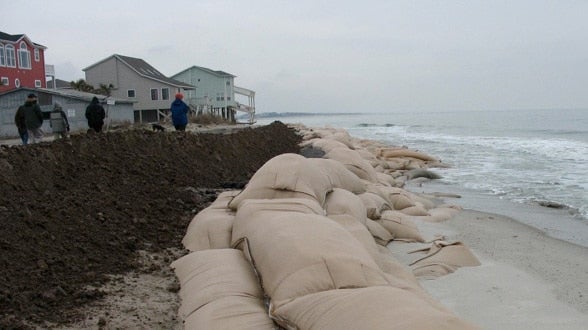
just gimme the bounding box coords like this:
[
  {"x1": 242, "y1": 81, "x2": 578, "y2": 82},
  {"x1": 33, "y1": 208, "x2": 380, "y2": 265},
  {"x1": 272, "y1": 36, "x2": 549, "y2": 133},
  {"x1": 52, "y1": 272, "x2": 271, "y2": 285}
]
[
  {"x1": 5, "y1": 45, "x2": 16, "y2": 67},
  {"x1": 127, "y1": 89, "x2": 136, "y2": 98},
  {"x1": 161, "y1": 88, "x2": 169, "y2": 100},
  {"x1": 15, "y1": 78, "x2": 20, "y2": 88},
  {"x1": 34, "y1": 48, "x2": 40, "y2": 62},
  {"x1": 226, "y1": 81, "x2": 230, "y2": 86},
  {"x1": 1, "y1": 77, "x2": 8, "y2": 86},
  {"x1": 0, "y1": 44, "x2": 5, "y2": 66},
  {"x1": 18, "y1": 42, "x2": 31, "y2": 69},
  {"x1": 150, "y1": 88, "x2": 159, "y2": 100},
  {"x1": 35, "y1": 80, "x2": 42, "y2": 87}
]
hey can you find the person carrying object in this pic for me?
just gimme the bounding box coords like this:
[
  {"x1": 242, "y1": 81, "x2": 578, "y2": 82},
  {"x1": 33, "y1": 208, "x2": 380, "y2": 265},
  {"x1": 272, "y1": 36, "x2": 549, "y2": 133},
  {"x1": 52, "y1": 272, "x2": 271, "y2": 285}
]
[{"x1": 50, "y1": 102, "x2": 70, "y2": 139}]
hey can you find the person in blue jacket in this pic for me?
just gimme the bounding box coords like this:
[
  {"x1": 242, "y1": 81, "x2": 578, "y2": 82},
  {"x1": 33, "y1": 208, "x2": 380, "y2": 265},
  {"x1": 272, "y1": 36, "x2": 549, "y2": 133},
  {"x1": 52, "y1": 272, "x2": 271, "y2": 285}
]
[{"x1": 170, "y1": 93, "x2": 189, "y2": 131}]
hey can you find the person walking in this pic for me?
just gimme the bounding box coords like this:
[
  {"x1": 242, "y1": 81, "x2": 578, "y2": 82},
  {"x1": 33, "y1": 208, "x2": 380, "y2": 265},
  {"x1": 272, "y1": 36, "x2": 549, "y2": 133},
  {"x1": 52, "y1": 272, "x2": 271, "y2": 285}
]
[
  {"x1": 22, "y1": 93, "x2": 44, "y2": 143},
  {"x1": 85, "y1": 96, "x2": 106, "y2": 133},
  {"x1": 50, "y1": 102, "x2": 70, "y2": 139},
  {"x1": 170, "y1": 93, "x2": 189, "y2": 131},
  {"x1": 14, "y1": 104, "x2": 28, "y2": 145}
]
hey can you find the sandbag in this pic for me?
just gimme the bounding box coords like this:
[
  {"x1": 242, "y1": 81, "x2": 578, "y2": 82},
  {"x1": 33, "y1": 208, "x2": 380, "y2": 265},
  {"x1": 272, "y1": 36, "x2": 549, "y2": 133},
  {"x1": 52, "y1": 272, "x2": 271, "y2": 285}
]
[
  {"x1": 378, "y1": 211, "x2": 425, "y2": 243},
  {"x1": 324, "y1": 188, "x2": 367, "y2": 224},
  {"x1": 208, "y1": 190, "x2": 241, "y2": 209},
  {"x1": 379, "y1": 148, "x2": 439, "y2": 162},
  {"x1": 327, "y1": 214, "x2": 379, "y2": 262},
  {"x1": 228, "y1": 153, "x2": 333, "y2": 210},
  {"x1": 231, "y1": 212, "x2": 390, "y2": 306},
  {"x1": 235, "y1": 198, "x2": 325, "y2": 224},
  {"x1": 409, "y1": 241, "x2": 481, "y2": 278},
  {"x1": 271, "y1": 286, "x2": 477, "y2": 330},
  {"x1": 182, "y1": 207, "x2": 235, "y2": 251},
  {"x1": 306, "y1": 158, "x2": 366, "y2": 194},
  {"x1": 184, "y1": 296, "x2": 275, "y2": 330},
  {"x1": 365, "y1": 219, "x2": 394, "y2": 246},
  {"x1": 399, "y1": 204, "x2": 430, "y2": 216},
  {"x1": 170, "y1": 249, "x2": 264, "y2": 319},
  {"x1": 324, "y1": 147, "x2": 379, "y2": 183},
  {"x1": 301, "y1": 137, "x2": 350, "y2": 153},
  {"x1": 357, "y1": 192, "x2": 391, "y2": 220}
]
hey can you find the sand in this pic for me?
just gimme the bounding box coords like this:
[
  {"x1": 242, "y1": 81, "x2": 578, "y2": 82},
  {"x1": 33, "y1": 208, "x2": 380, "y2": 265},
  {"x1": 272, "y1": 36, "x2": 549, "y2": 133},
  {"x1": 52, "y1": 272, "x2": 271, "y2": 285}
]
[{"x1": 388, "y1": 205, "x2": 588, "y2": 329}]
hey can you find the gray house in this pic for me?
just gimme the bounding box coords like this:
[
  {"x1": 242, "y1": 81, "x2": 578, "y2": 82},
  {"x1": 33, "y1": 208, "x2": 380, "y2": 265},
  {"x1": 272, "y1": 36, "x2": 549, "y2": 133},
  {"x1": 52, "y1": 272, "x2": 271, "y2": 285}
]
[
  {"x1": 171, "y1": 66, "x2": 256, "y2": 123},
  {"x1": 0, "y1": 87, "x2": 134, "y2": 138},
  {"x1": 83, "y1": 54, "x2": 194, "y2": 123}
]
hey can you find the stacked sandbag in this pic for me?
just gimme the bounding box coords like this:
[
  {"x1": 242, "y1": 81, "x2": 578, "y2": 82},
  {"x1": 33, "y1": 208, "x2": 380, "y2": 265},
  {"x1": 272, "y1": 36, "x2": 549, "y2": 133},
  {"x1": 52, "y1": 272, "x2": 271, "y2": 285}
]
[
  {"x1": 170, "y1": 249, "x2": 275, "y2": 329},
  {"x1": 228, "y1": 153, "x2": 366, "y2": 210},
  {"x1": 172, "y1": 124, "x2": 479, "y2": 329}
]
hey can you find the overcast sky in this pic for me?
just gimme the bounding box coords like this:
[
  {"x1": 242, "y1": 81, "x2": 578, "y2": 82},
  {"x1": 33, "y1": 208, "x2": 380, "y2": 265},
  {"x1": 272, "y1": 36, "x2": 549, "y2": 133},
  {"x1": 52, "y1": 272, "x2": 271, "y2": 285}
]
[{"x1": 4, "y1": 0, "x2": 588, "y2": 113}]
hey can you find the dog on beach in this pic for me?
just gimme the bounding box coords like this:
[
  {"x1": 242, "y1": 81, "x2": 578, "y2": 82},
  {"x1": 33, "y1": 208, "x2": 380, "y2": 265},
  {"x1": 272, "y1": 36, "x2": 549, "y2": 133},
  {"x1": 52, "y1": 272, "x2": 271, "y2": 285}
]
[{"x1": 151, "y1": 123, "x2": 166, "y2": 132}]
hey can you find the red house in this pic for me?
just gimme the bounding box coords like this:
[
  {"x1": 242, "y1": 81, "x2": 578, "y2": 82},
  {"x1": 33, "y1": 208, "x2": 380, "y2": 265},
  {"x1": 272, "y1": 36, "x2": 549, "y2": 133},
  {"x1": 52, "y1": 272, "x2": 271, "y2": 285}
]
[{"x1": 0, "y1": 31, "x2": 47, "y2": 93}]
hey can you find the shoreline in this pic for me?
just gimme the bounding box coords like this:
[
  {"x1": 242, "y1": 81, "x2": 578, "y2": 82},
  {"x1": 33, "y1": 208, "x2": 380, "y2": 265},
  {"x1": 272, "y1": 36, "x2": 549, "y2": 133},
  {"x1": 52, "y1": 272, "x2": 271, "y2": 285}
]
[
  {"x1": 406, "y1": 180, "x2": 588, "y2": 249},
  {"x1": 388, "y1": 184, "x2": 588, "y2": 329}
]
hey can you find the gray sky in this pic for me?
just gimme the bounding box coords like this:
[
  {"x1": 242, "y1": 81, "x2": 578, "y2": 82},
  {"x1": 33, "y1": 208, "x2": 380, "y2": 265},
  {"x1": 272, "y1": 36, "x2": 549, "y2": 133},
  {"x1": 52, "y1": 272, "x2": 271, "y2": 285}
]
[{"x1": 4, "y1": 0, "x2": 588, "y2": 113}]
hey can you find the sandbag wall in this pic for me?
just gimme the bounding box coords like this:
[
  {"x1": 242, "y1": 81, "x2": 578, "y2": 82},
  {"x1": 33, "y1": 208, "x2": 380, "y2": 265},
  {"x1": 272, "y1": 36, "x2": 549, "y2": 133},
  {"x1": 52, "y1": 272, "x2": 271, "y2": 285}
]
[{"x1": 172, "y1": 125, "x2": 479, "y2": 329}]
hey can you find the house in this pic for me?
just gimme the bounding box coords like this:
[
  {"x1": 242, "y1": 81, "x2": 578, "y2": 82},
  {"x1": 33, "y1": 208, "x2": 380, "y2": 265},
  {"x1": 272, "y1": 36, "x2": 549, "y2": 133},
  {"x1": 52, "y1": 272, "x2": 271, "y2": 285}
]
[
  {"x1": 171, "y1": 66, "x2": 256, "y2": 124},
  {"x1": 0, "y1": 87, "x2": 134, "y2": 138},
  {"x1": 0, "y1": 31, "x2": 47, "y2": 93},
  {"x1": 83, "y1": 54, "x2": 194, "y2": 123}
]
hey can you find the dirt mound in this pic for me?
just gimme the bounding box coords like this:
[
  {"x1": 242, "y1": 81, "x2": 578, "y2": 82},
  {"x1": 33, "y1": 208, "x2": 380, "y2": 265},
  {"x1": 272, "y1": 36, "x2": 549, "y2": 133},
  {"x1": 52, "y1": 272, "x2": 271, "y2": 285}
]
[{"x1": 0, "y1": 121, "x2": 301, "y2": 328}]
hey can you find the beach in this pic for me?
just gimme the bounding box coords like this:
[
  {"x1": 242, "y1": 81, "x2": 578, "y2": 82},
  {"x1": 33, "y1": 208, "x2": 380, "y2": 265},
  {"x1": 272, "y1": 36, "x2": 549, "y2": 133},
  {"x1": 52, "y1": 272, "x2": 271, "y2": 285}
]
[{"x1": 1, "y1": 121, "x2": 587, "y2": 329}]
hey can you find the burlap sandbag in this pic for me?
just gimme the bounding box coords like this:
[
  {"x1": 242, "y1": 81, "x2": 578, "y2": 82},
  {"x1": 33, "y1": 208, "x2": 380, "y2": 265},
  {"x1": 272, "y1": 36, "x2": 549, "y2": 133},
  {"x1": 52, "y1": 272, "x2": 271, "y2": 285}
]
[
  {"x1": 231, "y1": 212, "x2": 390, "y2": 306},
  {"x1": 324, "y1": 188, "x2": 367, "y2": 224},
  {"x1": 376, "y1": 171, "x2": 396, "y2": 186},
  {"x1": 182, "y1": 207, "x2": 235, "y2": 251},
  {"x1": 170, "y1": 249, "x2": 264, "y2": 319},
  {"x1": 409, "y1": 241, "x2": 481, "y2": 278},
  {"x1": 271, "y1": 286, "x2": 477, "y2": 330},
  {"x1": 378, "y1": 210, "x2": 425, "y2": 243},
  {"x1": 399, "y1": 204, "x2": 431, "y2": 216},
  {"x1": 366, "y1": 184, "x2": 415, "y2": 210},
  {"x1": 326, "y1": 214, "x2": 379, "y2": 262},
  {"x1": 379, "y1": 148, "x2": 439, "y2": 162},
  {"x1": 235, "y1": 198, "x2": 325, "y2": 224},
  {"x1": 324, "y1": 147, "x2": 379, "y2": 183},
  {"x1": 228, "y1": 153, "x2": 333, "y2": 210},
  {"x1": 184, "y1": 296, "x2": 275, "y2": 330},
  {"x1": 357, "y1": 192, "x2": 391, "y2": 220},
  {"x1": 208, "y1": 190, "x2": 241, "y2": 209},
  {"x1": 424, "y1": 205, "x2": 462, "y2": 222},
  {"x1": 306, "y1": 158, "x2": 366, "y2": 194},
  {"x1": 365, "y1": 219, "x2": 394, "y2": 246},
  {"x1": 301, "y1": 137, "x2": 350, "y2": 153}
]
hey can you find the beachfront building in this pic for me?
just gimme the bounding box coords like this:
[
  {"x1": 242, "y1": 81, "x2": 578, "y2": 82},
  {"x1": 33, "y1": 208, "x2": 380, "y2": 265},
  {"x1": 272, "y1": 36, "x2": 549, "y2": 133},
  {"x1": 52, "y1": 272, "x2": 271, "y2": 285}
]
[
  {"x1": 0, "y1": 87, "x2": 134, "y2": 137},
  {"x1": 171, "y1": 66, "x2": 256, "y2": 124},
  {"x1": 83, "y1": 54, "x2": 194, "y2": 123},
  {"x1": 0, "y1": 31, "x2": 48, "y2": 93}
]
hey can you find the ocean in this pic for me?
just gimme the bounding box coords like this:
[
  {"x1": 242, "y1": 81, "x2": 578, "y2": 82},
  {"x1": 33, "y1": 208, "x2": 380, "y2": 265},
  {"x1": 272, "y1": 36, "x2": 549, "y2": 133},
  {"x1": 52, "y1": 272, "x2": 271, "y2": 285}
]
[{"x1": 256, "y1": 108, "x2": 588, "y2": 247}]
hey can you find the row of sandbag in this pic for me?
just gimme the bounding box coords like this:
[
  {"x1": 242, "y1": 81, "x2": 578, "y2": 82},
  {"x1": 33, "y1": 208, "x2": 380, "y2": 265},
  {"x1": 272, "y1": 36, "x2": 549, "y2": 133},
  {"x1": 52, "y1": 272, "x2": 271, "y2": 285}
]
[{"x1": 172, "y1": 151, "x2": 478, "y2": 329}]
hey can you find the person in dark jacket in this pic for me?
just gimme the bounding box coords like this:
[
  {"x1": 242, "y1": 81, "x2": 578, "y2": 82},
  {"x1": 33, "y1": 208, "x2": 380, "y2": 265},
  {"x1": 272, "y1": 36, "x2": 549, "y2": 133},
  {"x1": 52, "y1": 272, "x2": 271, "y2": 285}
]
[
  {"x1": 50, "y1": 102, "x2": 70, "y2": 139},
  {"x1": 85, "y1": 96, "x2": 106, "y2": 133},
  {"x1": 21, "y1": 93, "x2": 44, "y2": 143},
  {"x1": 170, "y1": 93, "x2": 189, "y2": 131},
  {"x1": 14, "y1": 105, "x2": 28, "y2": 145}
]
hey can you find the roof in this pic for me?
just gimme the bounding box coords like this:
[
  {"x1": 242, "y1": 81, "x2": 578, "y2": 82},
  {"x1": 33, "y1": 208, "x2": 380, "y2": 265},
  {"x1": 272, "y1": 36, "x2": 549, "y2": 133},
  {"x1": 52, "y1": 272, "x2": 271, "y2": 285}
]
[
  {"x1": 83, "y1": 54, "x2": 195, "y2": 90},
  {"x1": 0, "y1": 87, "x2": 135, "y2": 104},
  {"x1": 0, "y1": 31, "x2": 47, "y2": 49},
  {"x1": 46, "y1": 79, "x2": 73, "y2": 89},
  {"x1": 173, "y1": 65, "x2": 236, "y2": 78}
]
